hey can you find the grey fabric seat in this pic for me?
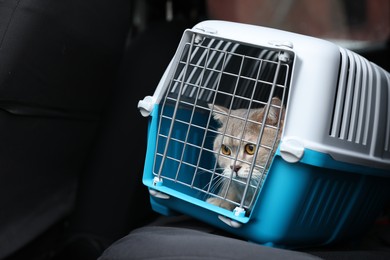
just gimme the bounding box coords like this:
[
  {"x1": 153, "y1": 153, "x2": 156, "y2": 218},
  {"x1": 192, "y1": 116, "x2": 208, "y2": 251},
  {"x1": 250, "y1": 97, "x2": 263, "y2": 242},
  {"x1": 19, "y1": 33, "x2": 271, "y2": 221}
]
[{"x1": 99, "y1": 226, "x2": 322, "y2": 260}]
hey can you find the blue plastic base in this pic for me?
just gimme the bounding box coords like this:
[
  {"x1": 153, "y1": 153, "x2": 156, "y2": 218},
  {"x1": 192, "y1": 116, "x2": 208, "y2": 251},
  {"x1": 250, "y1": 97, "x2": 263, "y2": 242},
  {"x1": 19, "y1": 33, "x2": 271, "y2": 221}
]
[
  {"x1": 142, "y1": 104, "x2": 390, "y2": 248},
  {"x1": 145, "y1": 151, "x2": 390, "y2": 248}
]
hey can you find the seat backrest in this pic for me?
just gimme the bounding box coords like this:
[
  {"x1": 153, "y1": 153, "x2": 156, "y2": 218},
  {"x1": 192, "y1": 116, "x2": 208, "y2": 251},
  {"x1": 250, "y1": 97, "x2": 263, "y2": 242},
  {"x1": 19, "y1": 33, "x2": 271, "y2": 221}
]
[{"x1": 0, "y1": 0, "x2": 131, "y2": 258}]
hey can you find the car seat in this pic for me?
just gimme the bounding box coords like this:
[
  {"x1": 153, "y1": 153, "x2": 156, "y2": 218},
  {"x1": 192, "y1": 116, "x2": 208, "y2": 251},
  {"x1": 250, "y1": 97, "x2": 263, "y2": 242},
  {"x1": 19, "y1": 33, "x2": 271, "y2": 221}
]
[{"x1": 0, "y1": 0, "x2": 131, "y2": 257}]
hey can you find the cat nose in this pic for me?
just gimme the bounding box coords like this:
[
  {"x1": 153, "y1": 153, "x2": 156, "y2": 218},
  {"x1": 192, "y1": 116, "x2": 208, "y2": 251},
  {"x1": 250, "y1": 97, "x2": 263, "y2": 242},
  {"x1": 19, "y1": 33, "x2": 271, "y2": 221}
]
[{"x1": 230, "y1": 165, "x2": 241, "y2": 173}]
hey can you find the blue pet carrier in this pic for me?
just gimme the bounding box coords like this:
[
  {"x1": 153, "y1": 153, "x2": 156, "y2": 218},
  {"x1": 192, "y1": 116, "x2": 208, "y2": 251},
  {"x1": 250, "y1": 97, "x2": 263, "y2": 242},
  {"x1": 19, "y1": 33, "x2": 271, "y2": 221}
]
[{"x1": 138, "y1": 20, "x2": 390, "y2": 248}]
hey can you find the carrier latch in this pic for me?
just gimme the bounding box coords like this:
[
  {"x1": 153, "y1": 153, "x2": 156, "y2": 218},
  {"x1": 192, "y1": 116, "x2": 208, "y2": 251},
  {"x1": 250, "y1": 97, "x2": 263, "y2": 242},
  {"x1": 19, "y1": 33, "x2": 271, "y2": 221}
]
[
  {"x1": 280, "y1": 139, "x2": 305, "y2": 163},
  {"x1": 138, "y1": 96, "x2": 155, "y2": 117}
]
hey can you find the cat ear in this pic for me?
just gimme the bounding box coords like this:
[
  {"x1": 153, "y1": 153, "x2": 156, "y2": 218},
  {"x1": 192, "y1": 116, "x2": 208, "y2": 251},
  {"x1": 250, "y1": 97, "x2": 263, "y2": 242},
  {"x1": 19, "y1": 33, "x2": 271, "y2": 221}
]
[
  {"x1": 271, "y1": 97, "x2": 282, "y2": 106},
  {"x1": 208, "y1": 104, "x2": 229, "y2": 124},
  {"x1": 251, "y1": 97, "x2": 283, "y2": 125},
  {"x1": 267, "y1": 97, "x2": 283, "y2": 125}
]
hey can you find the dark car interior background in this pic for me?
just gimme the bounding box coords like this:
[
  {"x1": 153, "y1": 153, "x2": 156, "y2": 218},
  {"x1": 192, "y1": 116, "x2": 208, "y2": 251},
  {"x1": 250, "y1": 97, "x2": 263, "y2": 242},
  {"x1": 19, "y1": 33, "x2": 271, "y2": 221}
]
[{"x1": 0, "y1": 0, "x2": 389, "y2": 259}]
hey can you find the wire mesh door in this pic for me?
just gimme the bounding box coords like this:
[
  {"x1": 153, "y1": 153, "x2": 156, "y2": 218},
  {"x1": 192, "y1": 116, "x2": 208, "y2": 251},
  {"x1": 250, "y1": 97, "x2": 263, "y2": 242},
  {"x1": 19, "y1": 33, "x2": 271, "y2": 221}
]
[{"x1": 153, "y1": 32, "x2": 293, "y2": 215}]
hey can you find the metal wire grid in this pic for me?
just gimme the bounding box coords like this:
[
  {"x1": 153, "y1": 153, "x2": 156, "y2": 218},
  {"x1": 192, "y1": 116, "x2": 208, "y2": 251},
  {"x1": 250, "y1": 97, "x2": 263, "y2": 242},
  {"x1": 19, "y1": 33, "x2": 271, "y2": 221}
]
[{"x1": 153, "y1": 33, "x2": 291, "y2": 211}]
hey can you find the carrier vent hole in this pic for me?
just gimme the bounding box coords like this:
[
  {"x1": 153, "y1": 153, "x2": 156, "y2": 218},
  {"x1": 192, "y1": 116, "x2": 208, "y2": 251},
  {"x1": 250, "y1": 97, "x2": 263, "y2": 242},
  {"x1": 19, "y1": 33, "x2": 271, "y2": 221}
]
[{"x1": 330, "y1": 49, "x2": 374, "y2": 146}]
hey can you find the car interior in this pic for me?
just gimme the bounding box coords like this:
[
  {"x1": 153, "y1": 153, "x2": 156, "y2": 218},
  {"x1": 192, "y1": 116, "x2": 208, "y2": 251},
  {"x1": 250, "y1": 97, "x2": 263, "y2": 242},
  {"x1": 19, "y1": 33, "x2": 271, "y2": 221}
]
[{"x1": 0, "y1": 0, "x2": 389, "y2": 259}]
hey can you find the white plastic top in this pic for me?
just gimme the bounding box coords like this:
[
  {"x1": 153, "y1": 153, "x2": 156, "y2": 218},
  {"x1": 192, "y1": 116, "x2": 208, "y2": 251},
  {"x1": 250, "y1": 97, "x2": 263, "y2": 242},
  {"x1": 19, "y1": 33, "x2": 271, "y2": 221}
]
[{"x1": 139, "y1": 20, "x2": 390, "y2": 171}]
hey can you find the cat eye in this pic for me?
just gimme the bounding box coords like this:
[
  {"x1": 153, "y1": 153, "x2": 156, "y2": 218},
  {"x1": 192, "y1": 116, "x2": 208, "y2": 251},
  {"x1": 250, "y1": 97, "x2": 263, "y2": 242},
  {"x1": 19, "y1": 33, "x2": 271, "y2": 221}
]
[
  {"x1": 245, "y1": 144, "x2": 256, "y2": 155},
  {"x1": 220, "y1": 144, "x2": 231, "y2": 155}
]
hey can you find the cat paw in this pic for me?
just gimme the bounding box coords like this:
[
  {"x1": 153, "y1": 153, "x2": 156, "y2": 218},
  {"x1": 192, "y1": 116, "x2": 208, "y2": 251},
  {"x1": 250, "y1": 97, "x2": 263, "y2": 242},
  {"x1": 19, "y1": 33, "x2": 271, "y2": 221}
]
[
  {"x1": 206, "y1": 197, "x2": 235, "y2": 211},
  {"x1": 206, "y1": 197, "x2": 222, "y2": 205}
]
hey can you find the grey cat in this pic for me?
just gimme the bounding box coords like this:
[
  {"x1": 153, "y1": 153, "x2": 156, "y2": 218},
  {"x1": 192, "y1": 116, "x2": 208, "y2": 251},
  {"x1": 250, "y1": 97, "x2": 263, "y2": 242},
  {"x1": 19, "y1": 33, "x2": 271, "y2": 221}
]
[{"x1": 206, "y1": 97, "x2": 285, "y2": 211}]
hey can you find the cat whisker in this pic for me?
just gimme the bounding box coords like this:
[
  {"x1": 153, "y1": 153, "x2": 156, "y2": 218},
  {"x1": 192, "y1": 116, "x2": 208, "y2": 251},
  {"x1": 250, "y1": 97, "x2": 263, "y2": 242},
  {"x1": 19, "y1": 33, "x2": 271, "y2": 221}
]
[
  {"x1": 205, "y1": 124, "x2": 219, "y2": 131},
  {"x1": 192, "y1": 167, "x2": 224, "y2": 197},
  {"x1": 193, "y1": 168, "x2": 214, "y2": 176},
  {"x1": 203, "y1": 172, "x2": 224, "y2": 190},
  {"x1": 201, "y1": 174, "x2": 227, "y2": 200}
]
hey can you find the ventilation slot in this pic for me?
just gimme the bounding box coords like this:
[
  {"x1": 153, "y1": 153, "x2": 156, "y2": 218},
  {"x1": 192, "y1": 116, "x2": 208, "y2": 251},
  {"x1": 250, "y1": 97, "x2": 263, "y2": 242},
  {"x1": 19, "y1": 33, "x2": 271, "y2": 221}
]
[{"x1": 330, "y1": 48, "x2": 374, "y2": 145}]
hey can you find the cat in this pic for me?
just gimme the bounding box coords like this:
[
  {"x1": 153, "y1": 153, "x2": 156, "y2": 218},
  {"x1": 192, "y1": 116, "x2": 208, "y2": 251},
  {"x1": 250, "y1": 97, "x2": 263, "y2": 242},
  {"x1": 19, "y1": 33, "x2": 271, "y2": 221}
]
[{"x1": 206, "y1": 97, "x2": 285, "y2": 211}]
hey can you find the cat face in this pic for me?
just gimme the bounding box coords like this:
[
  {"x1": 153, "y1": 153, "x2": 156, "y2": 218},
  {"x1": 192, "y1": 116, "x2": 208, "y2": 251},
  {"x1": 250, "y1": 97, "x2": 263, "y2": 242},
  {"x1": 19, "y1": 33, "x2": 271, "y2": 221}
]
[{"x1": 209, "y1": 97, "x2": 284, "y2": 181}]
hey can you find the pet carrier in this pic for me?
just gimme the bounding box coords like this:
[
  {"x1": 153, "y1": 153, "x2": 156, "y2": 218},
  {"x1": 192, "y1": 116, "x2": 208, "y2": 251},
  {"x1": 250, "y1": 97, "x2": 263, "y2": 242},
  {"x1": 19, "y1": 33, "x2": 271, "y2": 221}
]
[{"x1": 138, "y1": 20, "x2": 390, "y2": 248}]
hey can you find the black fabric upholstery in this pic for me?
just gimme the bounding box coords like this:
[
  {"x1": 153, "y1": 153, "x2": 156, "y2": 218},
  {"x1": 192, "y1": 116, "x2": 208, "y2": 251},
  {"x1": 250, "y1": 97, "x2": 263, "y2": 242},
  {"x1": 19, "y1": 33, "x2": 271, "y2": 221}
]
[
  {"x1": 0, "y1": 0, "x2": 131, "y2": 258},
  {"x1": 68, "y1": 20, "x2": 194, "y2": 245},
  {"x1": 0, "y1": 0, "x2": 130, "y2": 112}
]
